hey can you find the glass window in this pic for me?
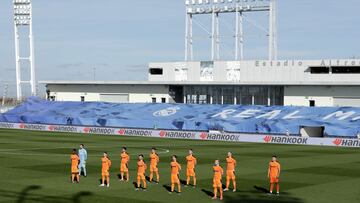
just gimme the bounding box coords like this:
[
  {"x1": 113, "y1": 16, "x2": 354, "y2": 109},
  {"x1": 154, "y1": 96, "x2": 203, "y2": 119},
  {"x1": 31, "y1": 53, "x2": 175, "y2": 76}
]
[{"x1": 223, "y1": 87, "x2": 234, "y2": 104}]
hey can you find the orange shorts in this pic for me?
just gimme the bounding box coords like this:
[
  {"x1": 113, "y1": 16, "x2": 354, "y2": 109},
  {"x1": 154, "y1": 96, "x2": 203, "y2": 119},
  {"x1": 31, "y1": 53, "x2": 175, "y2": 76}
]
[
  {"x1": 102, "y1": 170, "x2": 109, "y2": 176},
  {"x1": 137, "y1": 173, "x2": 145, "y2": 180},
  {"x1": 213, "y1": 179, "x2": 222, "y2": 188},
  {"x1": 71, "y1": 166, "x2": 79, "y2": 173},
  {"x1": 270, "y1": 176, "x2": 279, "y2": 183},
  {"x1": 150, "y1": 164, "x2": 158, "y2": 172},
  {"x1": 171, "y1": 174, "x2": 180, "y2": 184},
  {"x1": 187, "y1": 168, "x2": 195, "y2": 177},
  {"x1": 226, "y1": 170, "x2": 235, "y2": 180},
  {"x1": 120, "y1": 163, "x2": 128, "y2": 172}
]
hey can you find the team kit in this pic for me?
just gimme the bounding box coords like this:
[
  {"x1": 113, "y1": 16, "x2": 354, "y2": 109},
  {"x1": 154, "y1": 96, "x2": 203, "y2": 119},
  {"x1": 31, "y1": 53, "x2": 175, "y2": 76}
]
[{"x1": 70, "y1": 145, "x2": 281, "y2": 200}]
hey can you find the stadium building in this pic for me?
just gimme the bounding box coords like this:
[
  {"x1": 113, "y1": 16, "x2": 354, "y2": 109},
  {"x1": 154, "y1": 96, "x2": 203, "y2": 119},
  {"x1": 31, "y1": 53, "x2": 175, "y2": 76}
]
[
  {"x1": 42, "y1": 58, "x2": 360, "y2": 107},
  {"x1": 40, "y1": 0, "x2": 360, "y2": 108}
]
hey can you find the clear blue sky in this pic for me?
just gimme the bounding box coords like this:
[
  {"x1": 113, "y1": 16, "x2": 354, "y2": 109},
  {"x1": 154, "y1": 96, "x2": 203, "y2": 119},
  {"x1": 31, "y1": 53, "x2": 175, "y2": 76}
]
[{"x1": 0, "y1": 0, "x2": 359, "y2": 96}]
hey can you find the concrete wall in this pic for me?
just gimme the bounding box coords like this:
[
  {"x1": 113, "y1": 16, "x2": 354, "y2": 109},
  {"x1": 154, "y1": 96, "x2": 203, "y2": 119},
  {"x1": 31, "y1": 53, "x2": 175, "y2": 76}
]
[
  {"x1": 47, "y1": 84, "x2": 172, "y2": 103},
  {"x1": 284, "y1": 86, "x2": 360, "y2": 107}
]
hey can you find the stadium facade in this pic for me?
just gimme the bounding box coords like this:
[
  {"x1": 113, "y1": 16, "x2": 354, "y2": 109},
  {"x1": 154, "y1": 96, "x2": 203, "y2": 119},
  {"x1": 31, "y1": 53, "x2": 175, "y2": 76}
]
[{"x1": 42, "y1": 58, "x2": 360, "y2": 107}]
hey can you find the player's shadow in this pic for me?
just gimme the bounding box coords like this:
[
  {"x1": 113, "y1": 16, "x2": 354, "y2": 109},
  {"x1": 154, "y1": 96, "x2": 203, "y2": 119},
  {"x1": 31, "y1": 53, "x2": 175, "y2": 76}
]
[
  {"x1": 17, "y1": 185, "x2": 42, "y2": 203},
  {"x1": 253, "y1": 185, "x2": 269, "y2": 193},
  {"x1": 72, "y1": 191, "x2": 93, "y2": 203},
  {"x1": 98, "y1": 178, "x2": 108, "y2": 185},
  {"x1": 180, "y1": 179, "x2": 187, "y2": 185},
  {"x1": 201, "y1": 189, "x2": 214, "y2": 197},
  {"x1": 163, "y1": 184, "x2": 172, "y2": 192},
  {"x1": 132, "y1": 182, "x2": 138, "y2": 188},
  {"x1": 145, "y1": 175, "x2": 151, "y2": 182},
  {"x1": 0, "y1": 185, "x2": 93, "y2": 203}
]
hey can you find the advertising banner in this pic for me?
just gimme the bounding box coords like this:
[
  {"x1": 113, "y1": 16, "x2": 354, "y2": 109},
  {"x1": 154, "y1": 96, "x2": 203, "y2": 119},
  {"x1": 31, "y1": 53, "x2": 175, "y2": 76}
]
[{"x1": 1, "y1": 122, "x2": 359, "y2": 148}]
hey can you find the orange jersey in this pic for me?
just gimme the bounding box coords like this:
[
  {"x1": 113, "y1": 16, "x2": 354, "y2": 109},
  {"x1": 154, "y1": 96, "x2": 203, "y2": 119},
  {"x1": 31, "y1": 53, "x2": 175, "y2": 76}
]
[
  {"x1": 269, "y1": 161, "x2": 280, "y2": 177},
  {"x1": 226, "y1": 157, "x2": 236, "y2": 171},
  {"x1": 150, "y1": 153, "x2": 159, "y2": 166},
  {"x1": 121, "y1": 152, "x2": 130, "y2": 164},
  {"x1": 186, "y1": 155, "x2": 197, "y2": 169},
  {"x1": 137, "y1": 160, "x2": 147, "y2": 174},
  {"x1": 101, "y1": 157, "x2": 112, "y2": 171},
  {"x1": 71, "y1": 154, "x2": 80, "y2": 167},
  {"x1": 171, "y1": 161, "x2": 181, "y2": 174},
  {"x1": 213, "y1": 165, "x2": 223, "y2": 180}
]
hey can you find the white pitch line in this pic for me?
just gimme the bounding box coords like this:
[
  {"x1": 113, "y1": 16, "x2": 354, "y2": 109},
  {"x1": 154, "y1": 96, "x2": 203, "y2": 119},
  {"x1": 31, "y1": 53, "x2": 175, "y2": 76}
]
[{"x1": 0, "y1": 146, "x2": 170, "y2": 157}]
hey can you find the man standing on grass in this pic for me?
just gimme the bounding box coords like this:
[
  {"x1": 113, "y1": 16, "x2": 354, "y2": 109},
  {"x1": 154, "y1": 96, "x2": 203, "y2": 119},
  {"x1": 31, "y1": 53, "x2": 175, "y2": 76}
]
[
  {"x1": 170, "y1": 155, "x2": 181, "y2": 194},
  {"x1": 100, "y1": 152, "x2": 112, "y2": 187},
  {"x1": 136, "y1": 154, "x2": 147, "y2": 190},
  {"x1": 224, "y1": 152, "x2": 237, "y2": 192},
  {"x1": 78, "y1": 144, "x2": 87, "y2": 177},
  {"x1": 185, "y1": 149, "x2": 197, "y2": 187},
  {"x1": 120, "y1": 147, "x2": 130, "y2": 182},
  {"x1": 149, "y1": 148, "x2": 160, "y2": 183},
  {"x1": 268, "y1": 155, "x2": 281, "y2": 195},
  {"x1": 212, "y1": 159, "x2": 224, "y2": 200},
  {"x1": 71, "y1": 149, "x2": 80, "y2": 183}
]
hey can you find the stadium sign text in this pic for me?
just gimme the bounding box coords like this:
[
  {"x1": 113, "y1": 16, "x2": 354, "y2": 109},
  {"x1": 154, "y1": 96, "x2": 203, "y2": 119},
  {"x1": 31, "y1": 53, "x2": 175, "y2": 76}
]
[
  {"x1": 48, "y1": 125, "x2": 78, "y2": 133},
  {"x1": 159, "y1": 130, "x2": 195, "y2": 139},
  {"x1": 206, "y1": 133, "x2": 240, "y2": 141},
  {"x1": 333, "y1": 138, "x2": 360, "y2": 147},
  {"x1": 255, "y1": 59, "x2": 360, "y2": 67},
  {"x1": 212, "y1": 109, "x2": 360, "y2": 121},
  {"x1": 83, "y1": 127, "x2": 115, "y2": 135},
  {"x1": 264, "y1": 135, "x2": 308, "y2": 145},
  {"x1": 0, "y1": 123, "x2": 14, "y2": 128},
  {"x1": 119, "y1": 129, "x2": 153, "y2": 137}
]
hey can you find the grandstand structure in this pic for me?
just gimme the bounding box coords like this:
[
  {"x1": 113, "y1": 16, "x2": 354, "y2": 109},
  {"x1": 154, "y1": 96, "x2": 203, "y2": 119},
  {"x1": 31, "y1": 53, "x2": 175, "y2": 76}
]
[{"x1": 41, "y1": 0, "x2": 360, "y2": 107}]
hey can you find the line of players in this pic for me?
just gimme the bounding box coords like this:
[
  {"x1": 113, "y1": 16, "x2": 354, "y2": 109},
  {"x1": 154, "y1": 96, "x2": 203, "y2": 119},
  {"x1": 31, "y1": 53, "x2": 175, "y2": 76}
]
[{"x1": 70, "y1": 145, "x2": 281, "y2": 200}]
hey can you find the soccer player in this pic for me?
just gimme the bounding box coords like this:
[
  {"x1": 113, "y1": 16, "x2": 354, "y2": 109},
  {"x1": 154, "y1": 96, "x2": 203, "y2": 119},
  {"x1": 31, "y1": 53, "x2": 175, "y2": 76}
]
[
  {"x1": 212, "y1": 159, "x2": 224, "y2": 200},
  {"x1": 136, "y1": 154, "x2": 147, "y2": 190},
  {"x1": 120, "y1": 147, "x2": 130, "y2": 182},
  {"x1": 100, "y1": 152, "x2": 112, "y2": 187},
  {"x1": 185, "y1": 149, "x2": 197, "y2": 187},
  {"x1": 170, "y1": 155, "x2": 181, "y2": 194},
  {"x1": 224, "y1": 151, "x2": 237, "y2": 192},
  {"x1": 78, "y1": 144, "x2": 87, "y2": 177},
  {"x1": 71, "y1": 149, "x2": 80, "y2": 183},
  {"x1": 149, "y1": 148, "x2": 160, "y2": 183},
  {"x1": 268, "y1": 155, "x2": 281, "y2": 195}
]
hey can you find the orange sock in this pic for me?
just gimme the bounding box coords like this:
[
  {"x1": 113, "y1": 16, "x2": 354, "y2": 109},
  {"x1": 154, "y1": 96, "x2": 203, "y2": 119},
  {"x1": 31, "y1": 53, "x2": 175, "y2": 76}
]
[
  {"x1": 171, "y1": 183, "x2": 174, "y2": 192},
  {"x1": 137, "y1": 177, "x2": 140, "y2": 188},
  {"x1": 178, "y1": 183, "x2": 181, "y2": 192},
  {"x1": 150, "y1": 172, "x2": 153, "y2": 181},
  {"x1": 270, "y1": 183, "x2": 274, "y2": 192},
  {"x1": 143, "y1": 179, "x2": 147, "y2": 188}
]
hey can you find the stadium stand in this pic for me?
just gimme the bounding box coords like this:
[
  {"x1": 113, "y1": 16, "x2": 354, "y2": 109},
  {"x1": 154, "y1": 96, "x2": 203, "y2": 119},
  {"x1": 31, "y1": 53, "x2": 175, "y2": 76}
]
[{"x1": 0, "y1": 97, "x2": 359, "y2": 137}]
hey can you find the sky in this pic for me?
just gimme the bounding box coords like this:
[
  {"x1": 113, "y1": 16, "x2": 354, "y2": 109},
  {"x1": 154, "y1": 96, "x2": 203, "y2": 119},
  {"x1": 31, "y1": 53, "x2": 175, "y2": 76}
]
[{"x1": 0, "y1": 0, "x2": 359, "y2": 97}]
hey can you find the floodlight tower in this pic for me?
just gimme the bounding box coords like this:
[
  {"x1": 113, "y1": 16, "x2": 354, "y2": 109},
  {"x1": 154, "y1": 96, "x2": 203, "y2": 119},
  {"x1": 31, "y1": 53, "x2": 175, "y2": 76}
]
[
  {"x1": 13, "y1": 0, "x2": 36, "y2": 100},
  {"x1": 185, "y1": 0, "x2": 277, "y2": 61}
]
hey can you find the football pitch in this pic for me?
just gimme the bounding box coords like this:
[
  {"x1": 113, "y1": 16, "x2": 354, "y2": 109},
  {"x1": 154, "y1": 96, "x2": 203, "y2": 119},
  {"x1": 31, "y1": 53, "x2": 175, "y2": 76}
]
[{"x1": 0, "y1": 129, "x2": 359, "y2": 203}]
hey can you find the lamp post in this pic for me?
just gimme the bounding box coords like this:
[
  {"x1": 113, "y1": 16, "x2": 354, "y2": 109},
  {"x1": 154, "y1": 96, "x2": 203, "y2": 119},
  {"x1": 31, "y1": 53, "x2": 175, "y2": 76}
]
[{"x1": 13, "y1": 0, "x2": 36, "y2": 100}]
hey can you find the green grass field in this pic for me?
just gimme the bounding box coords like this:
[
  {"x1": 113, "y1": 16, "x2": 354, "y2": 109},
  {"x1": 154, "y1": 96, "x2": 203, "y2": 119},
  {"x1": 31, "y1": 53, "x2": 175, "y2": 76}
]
[{"x1": 0, "y1": 129, "x2": 359, "y2": 203}]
